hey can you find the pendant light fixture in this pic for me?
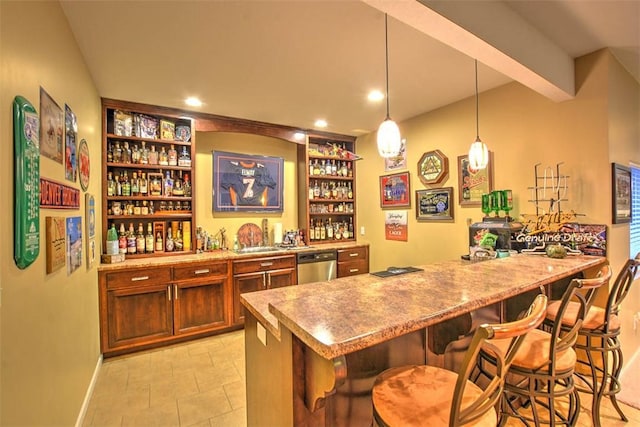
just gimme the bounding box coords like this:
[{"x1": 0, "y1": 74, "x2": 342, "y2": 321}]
[
  {"x1": 377, "y1": 14, "x2": 401, "y2": 158},
  {"x1": 468, "y1": 59, "x2": 489, "y2": 169}
]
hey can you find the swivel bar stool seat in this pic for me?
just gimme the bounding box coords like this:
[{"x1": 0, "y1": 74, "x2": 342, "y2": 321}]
[
  {"x1": 371, "y1": 294, "x2": 548, "y2": 427},
  {"x1": 544, "y1": 257, "x2": 639, "y2": 427},
  {"x1": 477, "y1": 264, "x2": 611, "y2": 426}
]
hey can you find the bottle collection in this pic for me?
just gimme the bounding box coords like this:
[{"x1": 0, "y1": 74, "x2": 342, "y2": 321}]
[
  {"x1": 107, "y1": 140, "x2": 191, "y2": 167},
  {"x1": 308, "y1": 180, "x2": 353, "y2": 200},
  {"x1": 308, "y1": 218, "x2": 354, "y2": 241},
  {"x1": 106, "y1": 221, "x2": 192, "y2": 256},
  {"x1": 107, "y1": 170, "x2": 192, "y2": 200},
  {"x1": 309, "y1": 158, "x2": 353, "y2": 177}
]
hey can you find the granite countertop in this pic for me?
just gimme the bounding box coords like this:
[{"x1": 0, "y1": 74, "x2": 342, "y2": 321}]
[
  {"x1": 240, "y1": 254, "x2": 605, "y2": 359},
  {"x1": 97, "y1": 241, "x2": 365, "y2": 272}
]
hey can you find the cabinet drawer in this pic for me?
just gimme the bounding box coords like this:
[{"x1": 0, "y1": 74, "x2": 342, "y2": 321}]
[
  {"x1": 337, "y1": 246, "x2": 368, "y2": 262},
  {"x1": 233, "y1": 255, "x2": 295, "y2": 275},
  {"x1": 338, "y1": 260, "x2": 369, "y2": 277},
  {"x1": 173, "y1": 262, "x2": 228, "y2": 281},
  {"x1": 105, "y1": 267, "x2": 171, "y2": 289}
]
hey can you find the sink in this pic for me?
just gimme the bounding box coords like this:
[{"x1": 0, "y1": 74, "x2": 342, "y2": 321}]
[{"x1": 236, "y1": 246, "x2": 285, "y2": 254}]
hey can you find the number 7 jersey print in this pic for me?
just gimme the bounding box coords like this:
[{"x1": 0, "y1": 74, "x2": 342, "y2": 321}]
[{"x1": 220, "y1": 160, "x2": 277, "y2": 206}]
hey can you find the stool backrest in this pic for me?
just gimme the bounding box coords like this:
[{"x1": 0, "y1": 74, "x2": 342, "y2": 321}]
[
  {"x1": 450, "y1": 293, "x2": 548, "y2": 426},
  {"x1": 549, "y1": 264, "x2": 611, "y2": 368},
  {"x1": 605, "y1": 257, "x2": 640, "y2": 332}
]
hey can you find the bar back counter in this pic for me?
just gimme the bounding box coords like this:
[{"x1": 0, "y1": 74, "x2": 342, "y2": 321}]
[{"x1": 240, "y1": 254, "x2": 605, "y2": 426}]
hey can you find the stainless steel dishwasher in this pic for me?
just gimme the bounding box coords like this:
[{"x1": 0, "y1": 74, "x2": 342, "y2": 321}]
[{"x1": 296, "y1": 249, "x2": 337, "y2": 284}]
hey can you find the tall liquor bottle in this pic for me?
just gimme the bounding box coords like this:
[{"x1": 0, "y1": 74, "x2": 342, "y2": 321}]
[
  {"x1": 136, "y1": 223, "x2": 145, "y2": 254},
  {"x1": 168, "y1": 144, "x2": 178, "y2": 166},
  {"x1": 145, "y1": 223, "x2": 154, "y2": 253}
]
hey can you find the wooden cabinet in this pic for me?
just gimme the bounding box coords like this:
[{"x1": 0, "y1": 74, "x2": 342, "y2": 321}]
[
  {"x1": 101, "y1": 98, "x2": 196, "y2": 258},
  {"x1": 337, "y1": 245, "x2": 369, "y2": 278},
  {"x1": 99, "y1": 260, "x2": 231, "y2": 357},
  {"x1": 232, "y1": 254, "x2": 297, "y2": 325},
  {"x1": 298, "y1": 135, "x2": 358, "y2": 245}
]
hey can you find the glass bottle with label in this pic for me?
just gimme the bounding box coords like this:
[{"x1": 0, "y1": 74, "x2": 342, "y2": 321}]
[
  {"x1": 127, "y1": 223, "x2": 137, "y2": 255},
  {"x1": 130, "y1": 171, "x2": 139, "y2": 196},
  {"x1": 118, "y1": 223, "x2": 127, "y2": 255},
  {"x1": 178, "y1": 146, "x2": 191, "y2": 167},
  {"x1": 107, "y1": 172, "x2": 115, "y2": 196},
  {"x1": 150, "y1": 173, "x2": 162, "y2": 196},
  {"x1": 148, "y1": 145, "x2": 159, "y2": 165},
  {"x1": 122, "y1": 141, "x2": 131, "y2": 164},
  {"x1": 159, "y1": 146, "x2": 169, "y2": 166},
  {"x1": 145, "y1": 223, "x2": 154, "y2": 253},
  {"x1": 136, "y1": 223, "x2": 145, "y2": 254},
  {"x1": 183, "y1": 173, "x2": 192, "y2": 197},
  {"x1": 139, "y1": 172, "x2": 148, "y2": 195},
  {"x1": 131, "y1": 144, "x2": 140, "y2": 164},
  {"x1": 155, "y1": 231, "x2": 164, "y2": 252},
  {"x1": 164, "y1": 170, "x2": 174, "y2": 196},
  {"x1": 168, "y1": 144, "x2": 178, "y2": 166},
  {"x1": 140, "y1": 141, "x2": 149, "y2": 164},
  {"x1": 106, "y1": 224, "x2": 119, "y2": 255},
  {"x1": 113, "y1": 142, "x2": 122, "y2": 163},
  {"x1": 173, "y1": 171, "x2": 184, "y2": 196},
  {"x1": 121, "y1": 171, "x2": 131, "y2": 196}
]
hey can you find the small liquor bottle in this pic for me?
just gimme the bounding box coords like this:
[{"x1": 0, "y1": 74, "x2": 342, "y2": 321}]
[
  {"x1": 159, "y1": 146, "x2": 169, "y2": 166},
  {"x1": 168, "y1": 144, "x2": 178, "y2": 166},
  {"x1": 148, "y1": 145, "x2": 159, "y2": 165},
  {"x1": 178, "y1": 146, "x2": 191, "y2": 167},
  {"x1": 145, "y1": 223, "x2": 154, "y2": 253}
]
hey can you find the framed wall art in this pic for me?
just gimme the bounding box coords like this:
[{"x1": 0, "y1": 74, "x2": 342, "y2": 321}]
[
  {"x1": 457, "y1": 152, "x2": 494, "y2": 206},
  {"x1": 64, "y1": 104, "x2": 78, "y2": 182},
  {"x1": 416, "y1": 187, "x2": 454, "y2": 221},
  {"x1": 78, "y1": 138, "x2": 90, "y2": 191},
  {"x1": 418, "y1": 150, "x2": 448, "y2": 186},
  {"x1": 39, "y1": 87, "x2": 64, "y2": 163},
  {"x1": 384, "y1": 138, "x2": 407, "y2": 171},
  {"x1": 379, "y1": 171, "x2": 410, "y2": 208},
  {"x1": 612, "y1": 163, "x2": 631, "y2": 224},
  {"x1": 213, "y1": 151, "x2": 284, "y2": 212}
]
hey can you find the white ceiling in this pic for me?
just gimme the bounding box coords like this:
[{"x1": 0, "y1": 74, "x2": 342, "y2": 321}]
[{"x1": 60, "y1": 0, "x2": 639, "y2": 137}]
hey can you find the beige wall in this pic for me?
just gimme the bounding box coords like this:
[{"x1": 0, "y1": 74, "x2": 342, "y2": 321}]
[
  {"x1": 195, "y1": 132, "x2": 300, "y2": 246},
  {"x1": 1, "y1": 1, "x2": 102, "y2": 425},
  {"x1": 355, "y1": 48, "x2": 639, "y2": 357}
]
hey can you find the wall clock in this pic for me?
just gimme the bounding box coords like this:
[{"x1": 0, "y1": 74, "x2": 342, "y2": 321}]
[{"x1": 418, "y1": 150, "x2": 448, "y2": 185}]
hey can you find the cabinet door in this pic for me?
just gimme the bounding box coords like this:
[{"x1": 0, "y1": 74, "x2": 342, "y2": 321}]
[
  {"x1": 106, "y1": 284, "x2": 173, "y2": 350},
  {"x1": 173, "y1": 278, "x2": 229, "y2": 335},
  {"x1": 233, "y1": 272, "x2": 265, "y2": 325},
  {"x1": 267, "y1": 268, "x2": 297, "y2": 289}
]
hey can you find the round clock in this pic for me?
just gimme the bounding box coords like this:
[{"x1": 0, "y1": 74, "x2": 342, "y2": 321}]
[{"x1": 418, "y1": 150, "x2": 448, "y2": 186}]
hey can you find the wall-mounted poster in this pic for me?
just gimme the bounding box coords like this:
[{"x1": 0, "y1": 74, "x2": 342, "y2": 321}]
[
  {"x1": 66, "y1": 216, "x2": 82, "y2": 275},
  {"x1": 212, "y1": 151, "x2": 284, "y2": 212},
  {"x1": 385, "y1": 211, "x2": 408, "y2": 241},
  {"x1": 78, "y1": 138, "x2": 90, "y2": 191},
  {"x1": 379, "y1": 172, "x2": 411, "y2": 208},
  {"x1": 45, "y1": 216, "x2": 66, "y2": 274},
  {"x1": 64, "y1": 104, "x2": 78, "y2": 182},
  {"x1": 457, "y1": 152, "x2": 494, "y2": 206},
  {"x1": 39, "y1": 87, "x2": 63, "y2": 163},
  {"x1": 612, "y1": 163, "x2": 631, "y2": 224},
  {"x1": 85, "y1": 194, "x2": 96, "y2": 269},
  {"x1": 384, "y1": 138, "x2": 407, "y2": 171}
]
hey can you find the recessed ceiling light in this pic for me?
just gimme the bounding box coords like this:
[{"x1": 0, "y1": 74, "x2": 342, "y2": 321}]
[
  {"x1": 368, "y1": 90, "x2": 384, "y2": 102},
  {"x1": 185, "y1": 97, "x2": 202, "y2": 107},
  {"x1": 314, "y1": 119, "x2": 328, "y2": 128},
  {"x1": 294, "y1": 132, "x2": 306, "y2": 141}
]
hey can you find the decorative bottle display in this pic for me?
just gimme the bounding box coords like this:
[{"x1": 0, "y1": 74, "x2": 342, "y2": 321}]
[{"x1": 106, "y1": 224, "x2": 119, "y2": 255}]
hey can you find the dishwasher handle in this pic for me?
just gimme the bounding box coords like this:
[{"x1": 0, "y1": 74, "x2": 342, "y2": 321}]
[{"x1": 296, "y1": 250, "x2": 337, "y2": 264}]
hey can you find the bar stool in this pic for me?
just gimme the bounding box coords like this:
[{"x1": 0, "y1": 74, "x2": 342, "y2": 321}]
[
  {"x1": 545, "y1": 258, "x2": 639, "y2": 427},
  {"x1": 476, "y1": 265, "x2": 610, "y2": 426},
  {"x1": 371, "y1": 294, "x2": 548, "y2": 427}
]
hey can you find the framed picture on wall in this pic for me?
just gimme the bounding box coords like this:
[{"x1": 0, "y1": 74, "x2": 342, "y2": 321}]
[
  {"x1": 612, "y1": 163, "x2": 631, "y2": 224},
  {"x1": 379, "y1": 172, "x2": 411, "y2": 208},
  {"x1": 213, "y1": 151, "x2": 284, "y2": 212},
  {"x1": 457, "y1": 152, "x2": 494, "y2": 206},
  {"x1": 416, "y1": 187, "x2": 454, "y2": 221}
]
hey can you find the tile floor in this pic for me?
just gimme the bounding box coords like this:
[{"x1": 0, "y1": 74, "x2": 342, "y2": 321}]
[{"x1": 82, "y1": 330, "x2": 640, "y2": 427}]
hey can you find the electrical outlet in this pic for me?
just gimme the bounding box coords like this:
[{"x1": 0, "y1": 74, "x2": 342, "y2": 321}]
[{"x1": 360, "y1": 226, "x2": 365, "y2": 236}]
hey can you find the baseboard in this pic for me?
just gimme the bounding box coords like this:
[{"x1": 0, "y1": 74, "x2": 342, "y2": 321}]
[
  {"x1": 75, "y1": 354, "x2": 103, "y2": 427},
  {"x1": 618, "y1": 349, "x2": 640, "y2": 409}
]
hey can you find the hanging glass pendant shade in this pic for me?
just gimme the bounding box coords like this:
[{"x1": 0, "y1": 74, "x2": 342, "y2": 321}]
[
  {"x1": 377, "y1": 14, "x2": 401, "y2": 158},
  {"x1": 468, "y1": 59, "x2": 489, "y2": 169}
]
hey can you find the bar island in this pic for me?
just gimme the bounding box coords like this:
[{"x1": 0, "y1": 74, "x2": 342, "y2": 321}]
[{"x1": 240, "y1": 254, "x2": 605, "y2": 426}]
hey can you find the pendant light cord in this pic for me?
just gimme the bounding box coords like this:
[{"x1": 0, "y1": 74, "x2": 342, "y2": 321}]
[
  {"x1": 385, "y1": 14, "x2": 391, "y2": 120},
  {"x1": 475, "y1": 59, "x2": 479, "y2": 139}
]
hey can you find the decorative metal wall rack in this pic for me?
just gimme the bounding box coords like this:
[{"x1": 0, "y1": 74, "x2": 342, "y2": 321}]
[{"x1": 527, "y1": 163, "x2": 569, "y2": 215}]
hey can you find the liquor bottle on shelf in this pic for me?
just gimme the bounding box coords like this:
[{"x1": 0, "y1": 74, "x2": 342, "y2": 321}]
[
  {"x1": 313, "y1": 180, "x2": 320, "y2": 199},
  {"x1": 150, "y1": 174, "x2": 162, "y2": 196},
  {"x1": 183, "y1": 173, "x2": 192, "y2": 197},
  {"x1": 312, "y1": 159, "x2": 320, "y2": 176},
  {"x1": 348, "y1": 218, "x2": 354, "y2": 239},
  {"x1": 131, "y1": 144, "x2": 140, "y2": 164},
  {"x1": 347, "y1": 182, "x2": 353, "y2": 199},
  {"x1": 319, "y1": 220, "x2": 326, "y2": 240},
  {"x1": 107, "y1": 172, "x2": 115, "y2": 196},
  {"x1": 136, "y1": 223, "x2": 145, "y2": 254},
  {"x1": 165, "y1": 228, "x2": 175, "y2": 252},
  {"x1": 140, "y1": 141, "x2": 149, "y2": 164},
  {"x1": 155, "y1": 231, "x2": 164, "y2": 252},
  {"x1": 175, "y1": 226, "x2": 183, "y2": 251},
  {"x1": 121, "y1": 171, "x2": 131, "y2": 197},
  {"x1": 122, "y1": 141, "x2": 131, "y2": 164},
  {"x1": 148, "y1": 145, "x2": 159, "y2": 165},
  {"x1": 106, "y1": 224, "x2": 119, "y2": 255},
  {"x1": 164, "y1": 170, "x2": 174, "y2": 196},
  {"x1": 314, "y1": 220, "x2": 321, "y2": 241},
  {"x1": 331, "y1": 159, "x2": 337, "y2": 176},
  {"x1": 126, "y1": 223, "x2": 136, "y2": 255},
  {"x1": 309, "y1": 219, "x2": 315, "y2": 241},
  {"x1": 319, "y1": 160, "x2": 326, "y2": 176},
  {"x1": 139, "y1": 172, "x2": 148, "y2": 196},
  {"x1": 131, "y1": 172, "x2": 139, "y2": 196},
  {"x1": 327, "y1": 218, "x2": 333, "y2": 239},
  {"x1": 118, "y1": 223, "x2": 127, "y2": 255},
  {"x1": 168, "y1": 144, "x2": 178, "y2": 166},
  {"x1": 173, "y1": 171, "x2": 184, "y2": 196},
  {"x1": 159, "y1": 146, "x2": 169, "y2": 166},
  {"x1": 113, "y1": 142, "x2": 122, "y2": 163},
  {"x1": 178, "y1": 146, "x2": 191, "y2": 167},
  {"x1": 145, "y1": 223, "x2": 154, "y2": 253},
  {"x1": 107, "y1": 142, "x2": 113, "y2": 163}
]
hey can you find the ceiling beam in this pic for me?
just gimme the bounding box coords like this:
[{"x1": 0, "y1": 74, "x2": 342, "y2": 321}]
[{"x1": 362, "y1": 0, "x2": 575, "y2": 101}]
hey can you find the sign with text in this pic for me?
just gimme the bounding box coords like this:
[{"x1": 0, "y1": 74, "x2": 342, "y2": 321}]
[
  {"x1": 40, "y1": 178, "x2": 80, "y2": 209},
  {"x1": 385, "y1": 211, "x2": 408, "y2": 241}
]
